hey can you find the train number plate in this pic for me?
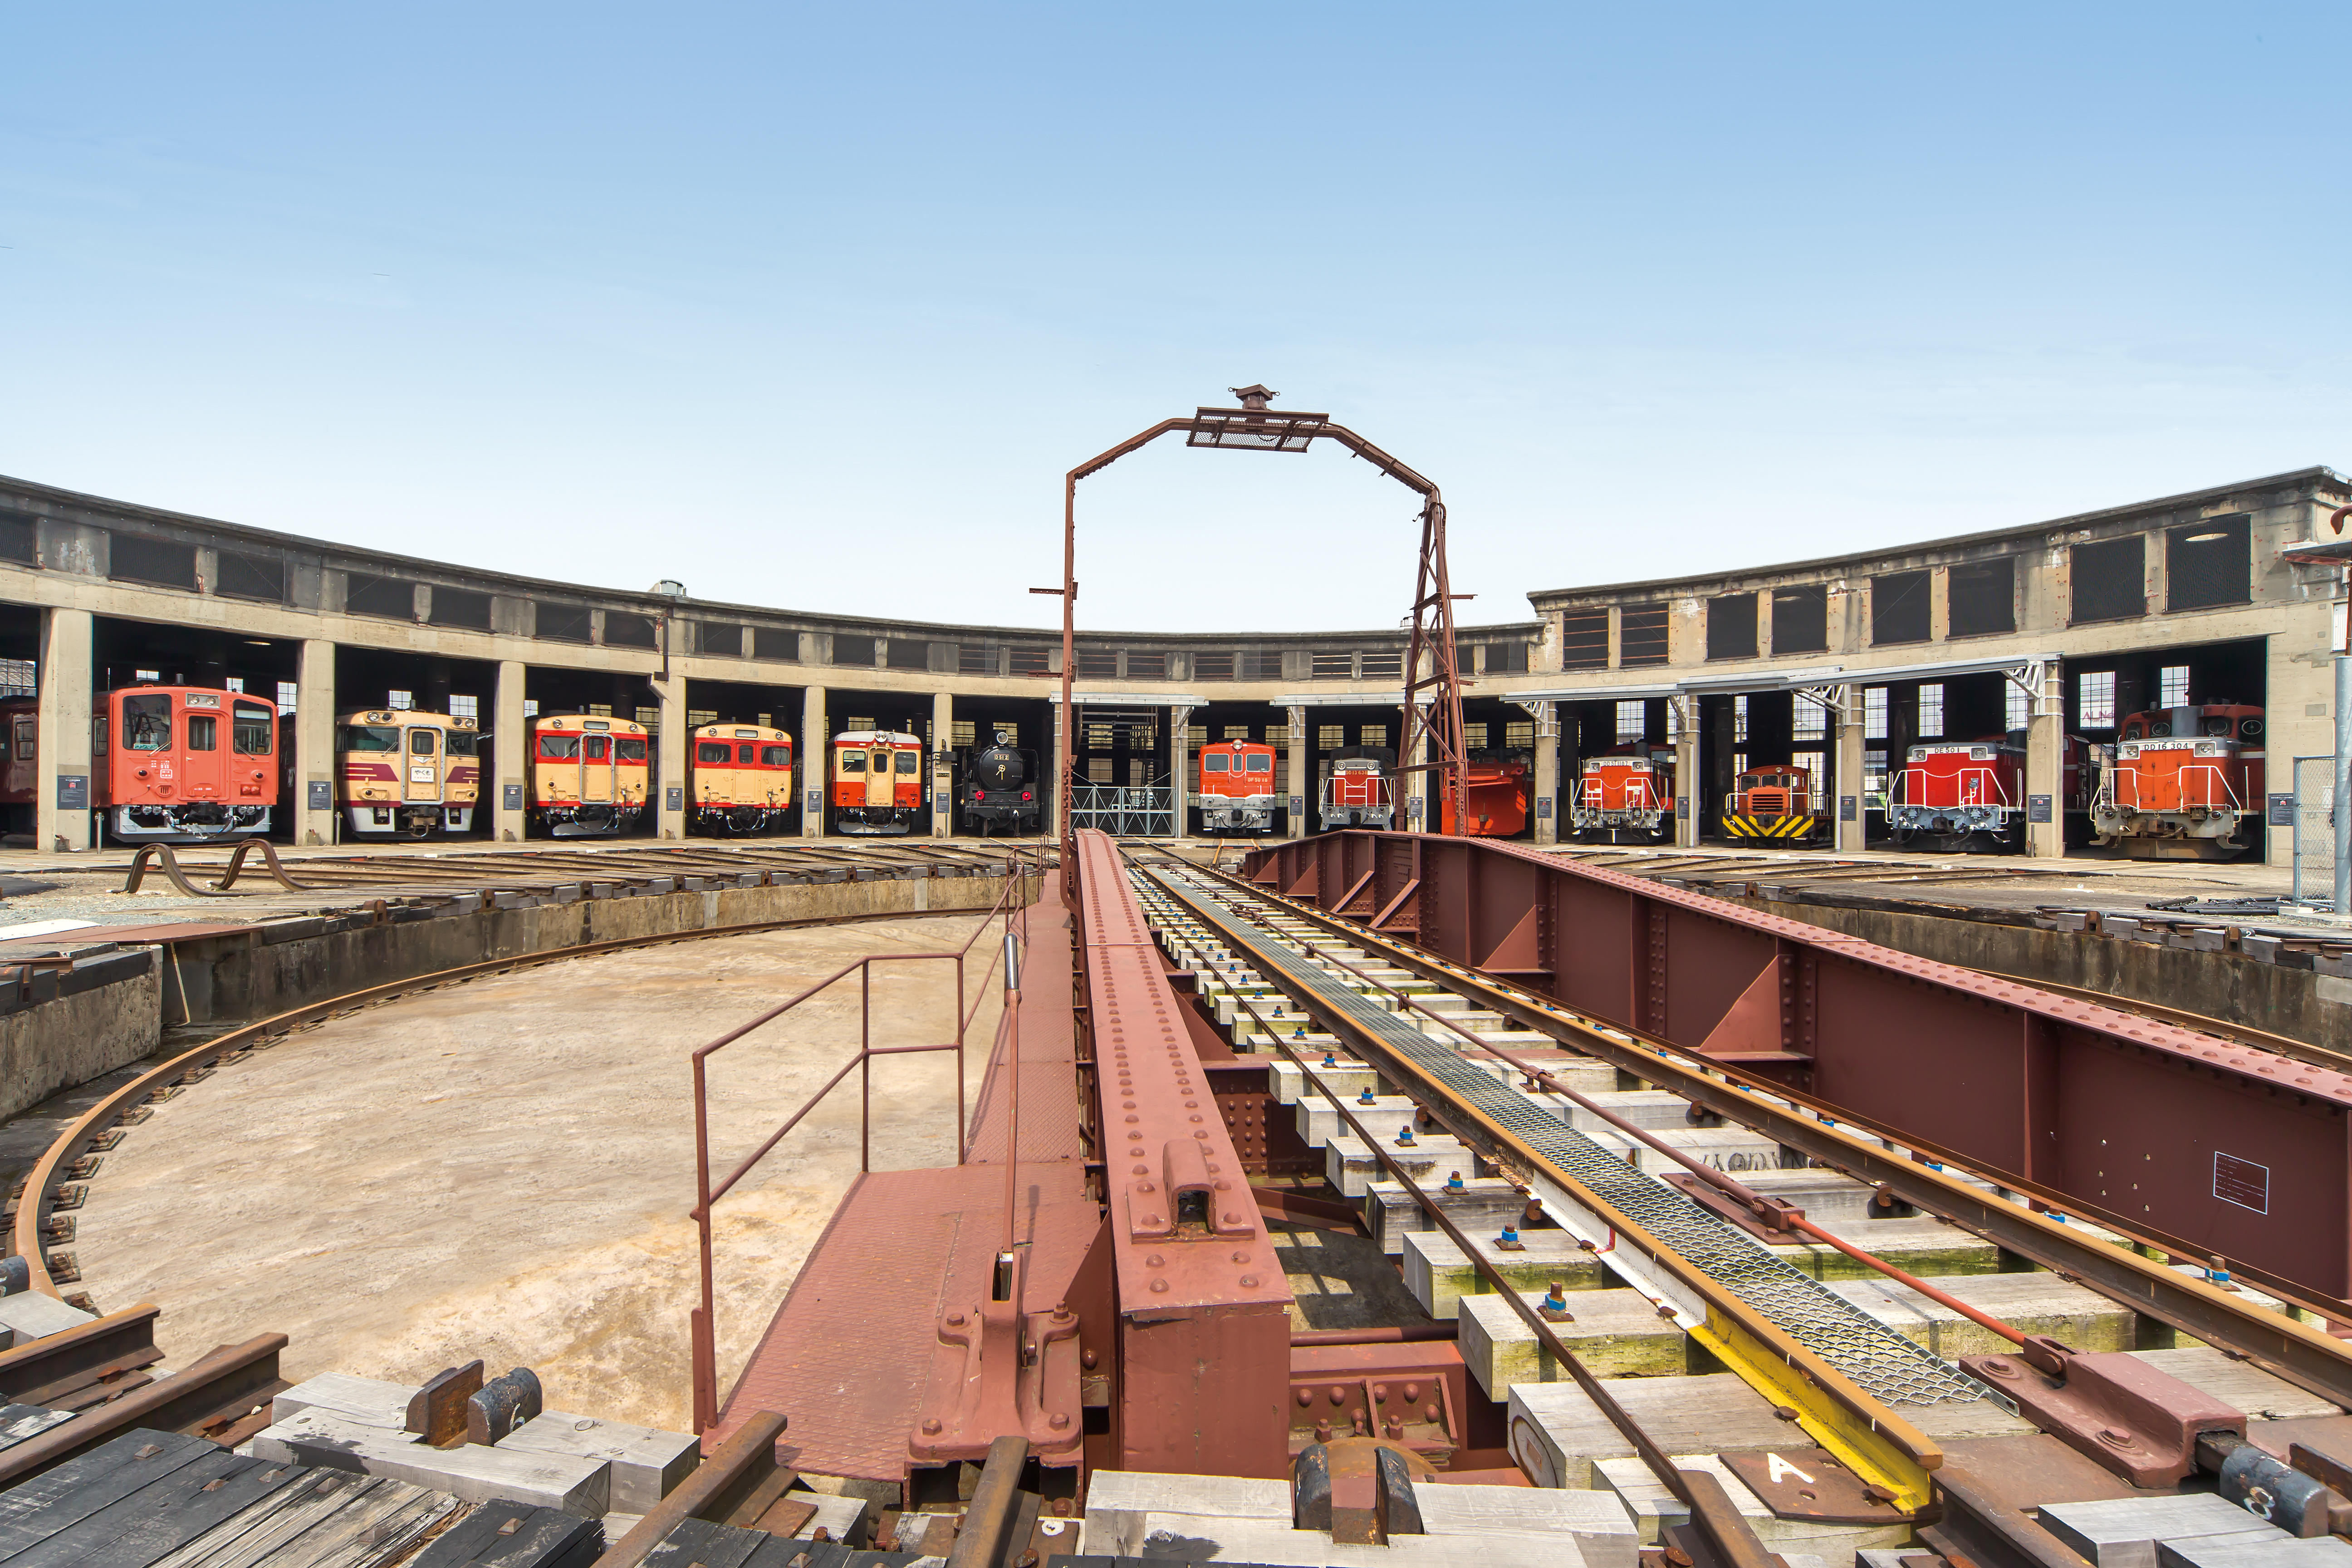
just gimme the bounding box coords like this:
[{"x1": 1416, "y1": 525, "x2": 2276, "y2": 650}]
[
  {"x1": 410, "y1": 766, "x2": 436, "y2": 783},
  {"x1": 2214, "y1": 1152, "x2": 2269, "y2": 1214}
]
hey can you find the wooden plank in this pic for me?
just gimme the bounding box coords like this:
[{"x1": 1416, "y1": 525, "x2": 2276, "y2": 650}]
[
  {"x1": 470, "y1": 1511, "x2": 602, "y2": 1568},
  {"x1": 0, "y1": 1406, "x2": 74, "y2": 1455},
  {"x1": 8, "y1": 1450, "x2": 302, "y2": 1568},
  {"x1": 0, "y1": 1427, "x2": 212, "y2": 1557},
  {"x1": 642, "y1": 1517, "x2": 764, "y2": 1568},
  {"x1": 408, "y1": 1500, "x2": 536, "y2": 1566},
  {"x1": 268, "y1": 1481, "x2": 464, "y2": 1568},
  {"x1": 148, "y1": 1471, "x2": 440, "y2": 1568}
]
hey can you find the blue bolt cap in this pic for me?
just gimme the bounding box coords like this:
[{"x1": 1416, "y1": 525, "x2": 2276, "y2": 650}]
[
  {"x1": 1498, "y1": 1225, "x2": 1519, "y2": 1244},
  {"x1": 1446, "y1": 1171, "x2": 1465, "y2": 1190},
  {"x1": 1542, "y1": 1288, "x2": 1568, "y2": 1310},
  {"x1": 1358, "y1": 1089, "x2": 1376, "y2": 1104}
]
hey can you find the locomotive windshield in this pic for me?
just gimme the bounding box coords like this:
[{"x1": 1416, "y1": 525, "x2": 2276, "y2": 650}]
[
  {"x1": 761, "y1": 745, "x2": 790, "y2": 766},
  {"x1": 699, "y1": 742, "x2": 732, "y2": 763},
  {"x1": 410, "y1": 730, "x2": 437, "y2": 755},
  {"x1": 447, "y1": 731, "x2": 477, "y2": 756},
  {"x1": 186, "y1": 715, "x2": 216, "y2": 751},
  {"x1": 233, "y1": 705, "x2": 274, "y2": 755},
  {"x1": 896, "y1": 751, "x2": 919, "y2": 774},
  {"x1": 341, "y1": 725, "x2": 400, "y2": 752},
  {"x1": 122, "y1": 694, "x2": 172, "y2": 751},
  {"x1": 538, "y1": 734, "x2": 580, "y2": 759},
  {"x1": 616, "y1": 738, "x2": 647, "y2": 761},
  {"x1": 839, "y1": 751, "x2": 866, "y2": 774},
  {"x1": 1203, "y1": 754, "x2": 1229, "y2": 772}
]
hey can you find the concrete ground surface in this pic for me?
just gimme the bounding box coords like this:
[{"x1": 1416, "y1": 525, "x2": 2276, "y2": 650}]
[{"x1": 69, "y1": 911, "x2": 1013, "y2": 1436}]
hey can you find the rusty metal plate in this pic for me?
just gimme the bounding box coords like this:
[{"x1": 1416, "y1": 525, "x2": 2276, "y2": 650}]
[{"x1": 1720, "y1": 1447, "x2": 1915, "y2": 1524}]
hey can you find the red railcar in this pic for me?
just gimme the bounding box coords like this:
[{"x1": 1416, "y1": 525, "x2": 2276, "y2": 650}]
[
  {"x1": 1890, "y1": 731, "x2": 2089, "y2": 852},
  {"x1": 2092, "y1": 704, "x2": 2264, "y2": 859},
  {"x1": 1197, "y1": 739, "x2": 1279, "y2": 833},
  {"x1": 1569, "y1": 747, "x2": 1674, "y2": 843},
  {"x1": 96, "y1": 684, "x2": 281, "y2": 841}
]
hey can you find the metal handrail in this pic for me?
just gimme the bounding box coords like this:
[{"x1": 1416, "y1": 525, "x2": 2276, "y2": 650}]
[
  {"x1": 686, "y1": 851, "x2": 1035, "y2": 1433},
  {"x1": 1894, "y1": 763, "x2": 2011, "y2": 811}
]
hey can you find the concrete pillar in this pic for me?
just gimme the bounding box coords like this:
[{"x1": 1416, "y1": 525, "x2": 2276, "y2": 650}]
[
  {"x1": 1528, "y1": 702, "x2": 1559, "y2": 845},
  {"x1": 1407, "y1": 706, "x2": 1430, "y2": 832},
  {"x1": 1834, "y1": 685, "x2": 1866, "y2": 853},
  {"x1": 1674, "y1": 695, "x2": 1701, "y2": 849},
  {"x1": 801, "y1": 685, "x2": 827, "y2": 837},
  {"x1": 2024, "y1": 665, "x2": 2063, "y2": 859},
  {"x1": 35, "y1": 608, "x2": 93, "y2": 852},
  {"x1": 1169, "y1": 705, "x2": 1192, "y2": 840},
  {"x1": 493, "y1": 660, "x2": 526, "y2": 842},
  {"x1": 656, "y1": 676, "x2": 687, "y2": 839},
  {"x1": 294, "y1": 638, "x2": 335, "y2": 847},
  {"x1": 1286, "y1": 703, "x2": 1307, "y2": 839},
  {"x1": 931, "y1": 689, "x2": 953, "y2": 838}
]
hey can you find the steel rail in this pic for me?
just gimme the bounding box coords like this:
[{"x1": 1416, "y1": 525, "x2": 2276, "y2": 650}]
[
  {"x1": 10, "y1": 887, "x2": 1039, "y2": 1302},
  {"x1": 1245, "y1": 906, "x2": 2036, "y2": 1354},
  {"x1": 1186, "y1": 854, "x2": 2352, "y2": 1415},
  {"x1": 1133, "y1": 859, "x2": 1950, "y2": 1509},
  {"x1": 1249, "y1": 955, "x2": 1786, "y2": 1568}
]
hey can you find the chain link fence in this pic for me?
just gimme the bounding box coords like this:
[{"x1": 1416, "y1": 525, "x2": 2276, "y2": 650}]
[{"x1": 2293, "y1": 755, "x2": 2336, "y2": 910}]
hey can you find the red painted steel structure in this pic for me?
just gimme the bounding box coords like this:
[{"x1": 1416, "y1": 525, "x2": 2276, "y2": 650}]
[
  {"x1": 1243, "y1": 829, "x2": 2352, "y2": 1310},
  {"x1": 1072, "y1": 828, "x2": 1294, "y2": 1479}
]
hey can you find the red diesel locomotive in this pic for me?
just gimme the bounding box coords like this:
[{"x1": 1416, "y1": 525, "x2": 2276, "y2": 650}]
[
  {"x1": 1197, "y1": 738, "x2": 1279, "y2": 833},
  {"x1": 1569, "y1": 746, "x2": 1675, "y2": 844},
  {"x1": 1890, "y1": 731, "x2": 2089, "y2": 853},
  {"x1": 2091, "y1": 703, "x2": 2264, "y2": 859}
]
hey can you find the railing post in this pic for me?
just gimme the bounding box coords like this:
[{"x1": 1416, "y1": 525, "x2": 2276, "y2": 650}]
[
  {"x1": 954, "y1": 946, "x2": 966, "y2": 1166},
  {"x1": 691, "y1": 1051, "x2": 717, "y2": 1435},
  {"x1": 859, "y1": 962, "x2": 871, "y2": 1174}
]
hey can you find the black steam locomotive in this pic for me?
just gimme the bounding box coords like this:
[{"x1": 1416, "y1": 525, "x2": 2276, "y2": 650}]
[{"x1": 959, "y1": 744, "x2": 1041, "y2": 835}]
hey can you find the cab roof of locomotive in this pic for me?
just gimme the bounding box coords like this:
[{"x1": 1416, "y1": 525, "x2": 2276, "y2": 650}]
[{"x1": 834, "y1": 730, "x2": 920, "y2": 746}]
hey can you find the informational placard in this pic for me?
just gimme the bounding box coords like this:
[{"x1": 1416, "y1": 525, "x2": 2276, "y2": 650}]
[
  {"x1": 2270, "y1": 792, "x2": 2297, "y2": 827},
  {"x1": 55, "y1": 774, "x2": 86, "y2": 811},
  {"x1": 807, "y1": 789, "x2": 823, "y2": 814},
  {"x1": 502, "y1": 783, "x2": 524, "y2": 812},
  {"x1": 309, "y1": 779, "x2": 333, "y2": 811},
  {"x1": 1838, "y1": 795, "x2": 1857, "y2": 822},
  {"x1": 665, "y1": 786, "x2": 683, "y2": 812},
  {"x1": 2028, "y1": 794, "x2": 2053, "y2": 823},
  {"x1": 1676, "y1": 797, "x2": 1690, "y2": 818},
  {"x1": 1535, "y1": 795, "x2": 1553, "y2": 818},
  {"x1": 1289, "y1": 795, "x2": 1301, "y2": 815},
  {"x1": 1406, "y1": 797, "x2": 1423, "y2": 818}
]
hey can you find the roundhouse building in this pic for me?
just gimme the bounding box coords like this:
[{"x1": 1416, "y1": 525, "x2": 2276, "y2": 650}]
[{"x1": 0, "y1": 466, "x2": 2339, "y2": 861}]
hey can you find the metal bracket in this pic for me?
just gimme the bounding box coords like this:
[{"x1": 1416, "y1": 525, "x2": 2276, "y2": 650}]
[{"x1": 1961, "y1": 1337, "x2": 2242, "y2": 1486}]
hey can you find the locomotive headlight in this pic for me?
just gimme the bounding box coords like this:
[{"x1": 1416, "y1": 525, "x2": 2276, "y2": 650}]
[{"x1": 2195, "y1": 742, "x2": 2217, "y2": 755}]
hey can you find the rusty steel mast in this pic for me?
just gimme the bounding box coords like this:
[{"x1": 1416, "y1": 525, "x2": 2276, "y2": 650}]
[{"x1": 1051, "y1": 387, "x2": 1469, "y2": 866}]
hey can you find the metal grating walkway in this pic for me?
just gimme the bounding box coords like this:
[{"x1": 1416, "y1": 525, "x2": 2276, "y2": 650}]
[{"x1": 1145, "y1": 865, "x2": 1984, "y2": 1408}]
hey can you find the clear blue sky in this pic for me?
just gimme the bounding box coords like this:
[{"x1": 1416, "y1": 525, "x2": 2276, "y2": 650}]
[{"x1": 3, "y1": 5, "x2": 2342, "y2": 633}]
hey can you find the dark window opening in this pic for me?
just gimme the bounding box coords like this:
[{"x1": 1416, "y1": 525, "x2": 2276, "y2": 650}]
[
  {"x1": 695, "y1": 622, "x2": 745, "y2": 657},
  {"x1": 1871, "y1": 570, "x2": 1931, "y2": 646},
  {"x1": 753, "y1": 627, "x2": 799, "y2": 661},
  {"x1": 603, "y1": 612, "x2": 659, "y2": 649},
  {"x1": 1770, "y1": 585, "x2": 1828, "y2": 654},
  {"x1": 1010, "y1": 647, "x2": 1052, "y2": 676},
  {"x1": 1560, "y1": 609, "x2": 1608, "y2": 671},
  {"x1": 2167, "y1": 515, "x2": 2251, "y2": 611},
  {"x1": 1311, "y1": 652, "x2": 1353, "y2": 679},
  {"x1": 832, "y1": 634, "x2": 877, "y2": 666},
  {"x1": 1485, "y1": 641, "x2": 1530, "y2": 674},
  {"x1": 216, "y1": 550, "x2": 285, "y2": 603},
  {"x1": 2071, "y1": 536, "x2": 2146, "y2": 624},
  {"x1": 1620, "y1": 603, "x2": 1669, "y2": 667},
  {"x1": 1238, "y1": 650, "x2": 1281, "y2": 680},
  {"x1": 1705, "y1": 593, "x2": 1758, "y2": 661},
  {"x1": 886, "y1": 639, "x2": 930, "y2": 671},
  {"x1": 957, "y1": 644, "x2": 996, "y2": 674},
  {"x1": 1948, "y1": 558, "x2": 2016, "y2": 638},
  {"x1": 1127, "y1": 650, "x2": 1168, "y2": 680},
  {"x1": 1076, "y1": 648, "x2": 1119, "y2": 679},
  {"x1": 535, "y1": 602, "x2": 593, "y2": 643},
  {"x1": 1361, "y1": 651, "x2": 1402, "y2": 680},
  {"x1": 345, "y1": 573, "x2": 416, "y2": 620},
  {"x1": 428, "y1": 587, "x2": 492, "y2": 631},
  {"x1": 0, "y1": 511, "x2": 35, "y2": 565},
  {"x1": 110, "y1": 534, "x2": 197, "y2": 590},
  {"x1": 1194, "y1": 651, "x2": 1235, "y2": 680}
]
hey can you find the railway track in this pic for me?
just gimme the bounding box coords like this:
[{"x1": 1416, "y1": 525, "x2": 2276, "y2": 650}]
[{"x1": 1122, "y1": 844, "x2": 2352, "y2": 1567}]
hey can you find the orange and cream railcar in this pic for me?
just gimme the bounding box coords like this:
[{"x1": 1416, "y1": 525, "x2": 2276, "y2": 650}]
[
  {"x1": 690, "y1": 723, "x2": 794, "y2": 835},
  {"x1": 830, "y1": 729, "x2": 923, "y2": 834},
  {"x1": 529, "y1": 714, "x2": 650, "y2": 837},
  {"x1": 93, "y1": 684, "x2": 283, "y2": 841},
  {"x1": 336, "y1": 709, "x2": 482, "y2": 838}
]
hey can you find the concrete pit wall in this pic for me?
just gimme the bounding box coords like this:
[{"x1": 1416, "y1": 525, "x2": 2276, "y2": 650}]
[
  {"x1": 0, "y1": 950, "x2": 162, "y2": 1122},
  {"x1": 175, "y1": 866, "x2": 1037, "y2": 1025},
  {"x1": 1726, "y1": 892, "x2": 2352, "y2": 1057}
]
